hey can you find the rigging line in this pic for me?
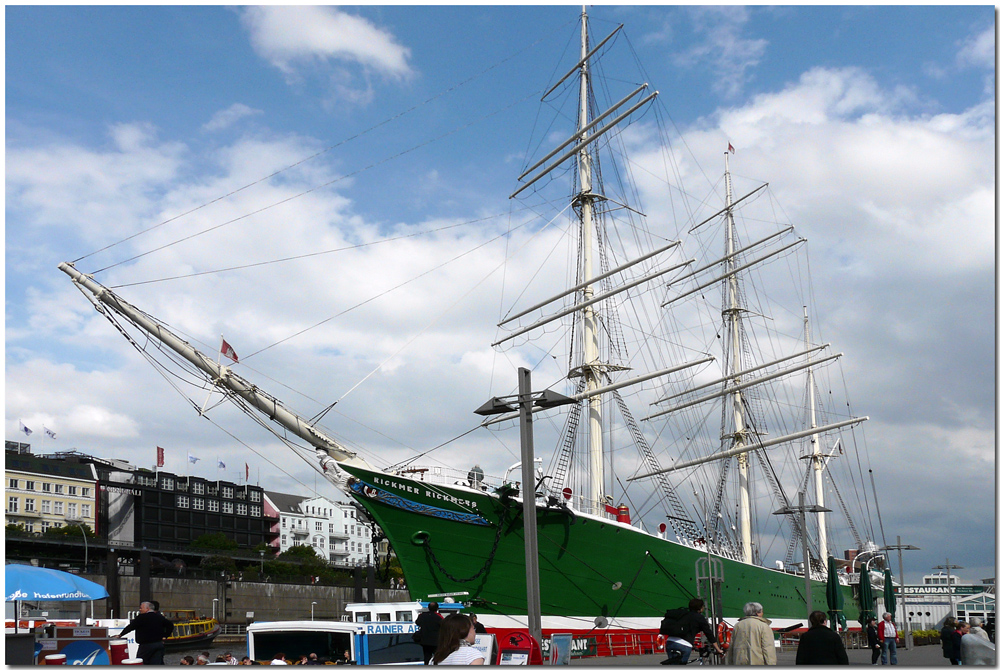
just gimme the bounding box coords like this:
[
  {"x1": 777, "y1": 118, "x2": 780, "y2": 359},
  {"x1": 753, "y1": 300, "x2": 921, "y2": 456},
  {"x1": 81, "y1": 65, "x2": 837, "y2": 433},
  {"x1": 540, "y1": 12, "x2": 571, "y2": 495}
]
[
  {"x1": 246, "y1": 207, "x2": 548, "y2": 363},
  {"x1": 388, "y1": 424, "x2": 483, "y2": 470},
  {"x1": 110, "y1": 211, "x2": 516, "y2": 288},
  {"x1": 92, "y1": 88, "x2": 543, "y2": 275},
  {"x1": 868, "y1": 469, "x2": 888, "y2": 550},
  {"x1": 333, "y1": 204, "x2": 569, "y2": 405},
  {"x1": 73, "y1": 27, "x2": 565, "y2": 267}
]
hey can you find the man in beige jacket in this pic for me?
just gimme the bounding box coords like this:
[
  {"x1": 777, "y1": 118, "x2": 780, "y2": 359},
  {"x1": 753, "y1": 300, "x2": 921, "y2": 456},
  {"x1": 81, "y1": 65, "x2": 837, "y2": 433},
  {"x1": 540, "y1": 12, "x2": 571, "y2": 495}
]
[{"x1": 726, "y1": 602, "x2": 777, "y2": 665}]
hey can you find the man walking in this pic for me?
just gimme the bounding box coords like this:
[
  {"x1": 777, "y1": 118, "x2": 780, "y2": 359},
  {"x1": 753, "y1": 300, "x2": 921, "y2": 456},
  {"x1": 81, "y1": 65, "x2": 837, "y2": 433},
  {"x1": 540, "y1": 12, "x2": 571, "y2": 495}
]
[
  {"x1": 877, "y1": 612, "x2": 899, "y2": 665},
  {"x1": 116, "y1": 601, "x2": 174, "y2": 665},
  {"x1": 414, "y1": 601, "x2": 444, "y2": 665},
  {"x1": 726, "y1": 602, "x2": 776, "y2": 665}
]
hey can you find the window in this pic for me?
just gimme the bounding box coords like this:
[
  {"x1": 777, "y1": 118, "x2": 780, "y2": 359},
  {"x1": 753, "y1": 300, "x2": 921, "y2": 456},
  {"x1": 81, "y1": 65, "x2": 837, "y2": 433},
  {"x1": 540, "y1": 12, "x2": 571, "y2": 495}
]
[
  {"x1": 319, "y1": 537, "x2": 324, "y2": 547},
  {"x1": 250, "y1": 490, "x2": 261, "y2": 502},
  {"x1": 8, "y1": 478, "x2": 18, "y2": 489},
  {"x1": 54, "y1": 501, "x2": 64, "y2": 514},
  {"x1": 25, "y1": 498, "x2": 35, "y2": 512},
  {"x1": 312, "y1": 537, "x2": 318, "y2": 546},
  {"x1": 222, "y1": 487, "x2": 233, "y2": 499},
  {"x1": 223, "y1": 502, "x2": 234, "y2": 514},
  {"x1": 25, "y1": 522, "x2": 34, "y2": 533},
  {"x1": 329, "y1": 523, "x2": 336, "y2": 532},
  {"x1": 192, "y1": 481, "x2": 204, "y2": 495},
  {"x1": 236, "y1": 503, "x2": 247, "y2": 515},
  {"x1": 41, "y1": 521, "x2": 50, "y2": 531},
  {"x1": 315, "y1": 521, "x2": 323, "y2": 531},
  {"x1": 208, "y1": 499, "x2": 219, "y2": 512},
  {"x1": 161, "y1": 479, "x2": 174, "y2": 491},
  {"x1": 68, "y1": 503, "x2": 78, "y2": 517},
  {"x1": 25, "y1": 481, "x2": 35, "y2": 491},
  {"x1": 41, "y1": 500, "x2": 51, "y2": 514},
  {"x1": 8, "y1": 497, "x2": 19, "y2": 513},
  {"x1": 281, "y1": 534, "x2": 286, "y2": 542},
  {"x1": 82, "y1": 504, "x2": 91, "y2": 518},
  {"x1": 55, "y1": 484, "x2": 64, "y2": 494},
  {"x1": 282, "y1": 518, "x2": 287, "y2": 527},
  {"x1": 69, "y1": 486, "x2": 78, "y2": 496},
  {"x1": 193, "y1": 498, "x2": 205, "y2": 510},
  {"x1": 42, "y1": 482, "x2": 51, "y2": 492},
  {"x1": 251, "y1": 505, "x2": 261, "y2": 517},
  {"x1": 81, "y1": 487, "x2": 91, "y2": 497},
  {"x1": 177, "y1": 496, "x2": 190, "y2": 509}
]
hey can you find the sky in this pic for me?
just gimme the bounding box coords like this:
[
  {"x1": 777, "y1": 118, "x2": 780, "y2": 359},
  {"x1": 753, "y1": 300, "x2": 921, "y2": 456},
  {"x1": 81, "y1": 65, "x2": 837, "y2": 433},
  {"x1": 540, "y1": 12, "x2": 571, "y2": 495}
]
[{"x1": 6, "y1": 6, "x2": 995, "y2": 583}]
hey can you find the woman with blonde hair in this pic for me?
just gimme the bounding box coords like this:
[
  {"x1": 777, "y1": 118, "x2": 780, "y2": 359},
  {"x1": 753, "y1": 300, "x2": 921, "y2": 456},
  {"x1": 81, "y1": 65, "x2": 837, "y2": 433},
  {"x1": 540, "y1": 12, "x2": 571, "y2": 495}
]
[{"x1": 432, "y1": 613, "x2": 485, "y2": 665}]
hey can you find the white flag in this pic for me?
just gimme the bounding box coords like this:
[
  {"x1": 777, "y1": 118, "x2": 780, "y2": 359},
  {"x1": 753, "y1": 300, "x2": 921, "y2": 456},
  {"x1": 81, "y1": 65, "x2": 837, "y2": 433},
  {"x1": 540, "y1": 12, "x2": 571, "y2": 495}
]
[
  {"x1": 217, "y1": 457, "x2": 226, "y2": 470},
  {"x1": 44, "y1": 426, "x2": 57, "y2": 439},
  {"x1": 19, "y1": 421, "x2": 32, "y2": 436},
  {"x1": 188, "y1": 453, "x2": 200, "y2": 464}
]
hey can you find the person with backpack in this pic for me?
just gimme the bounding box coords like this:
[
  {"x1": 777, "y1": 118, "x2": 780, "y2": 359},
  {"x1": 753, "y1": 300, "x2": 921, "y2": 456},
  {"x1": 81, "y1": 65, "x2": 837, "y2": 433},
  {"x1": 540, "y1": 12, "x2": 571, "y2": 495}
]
[{"x1": 659, "y1": 598, "x2": 724, "y2": 665}]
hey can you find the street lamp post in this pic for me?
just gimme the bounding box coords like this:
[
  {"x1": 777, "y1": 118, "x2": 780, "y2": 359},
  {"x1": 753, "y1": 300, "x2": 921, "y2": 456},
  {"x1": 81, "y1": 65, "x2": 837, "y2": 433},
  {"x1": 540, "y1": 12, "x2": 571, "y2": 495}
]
[
  {"x1": 259, "y1": 549, "x2": 265, "y2": 578},
  {"x1": 881, "y1": 536, "x2": 919, "y2": 649},
  {"x1": 212, "y1": 598, "x2": 219, "y2": 620},
  {"x1": 932, "y1": 559, "x2": 964, "y2": 618},
  {"x1": 311, "y1": 602, "x2": 317, "y2": 621},
  {"x1": 773, "y1": 492, "x2": 831, "y2": 616},
  {"x1": 66, "y1": 519, "x2": 88, "y2": 573},
  {"x1": 475, "y1": 368, "x2": 578, "y2": 649}
]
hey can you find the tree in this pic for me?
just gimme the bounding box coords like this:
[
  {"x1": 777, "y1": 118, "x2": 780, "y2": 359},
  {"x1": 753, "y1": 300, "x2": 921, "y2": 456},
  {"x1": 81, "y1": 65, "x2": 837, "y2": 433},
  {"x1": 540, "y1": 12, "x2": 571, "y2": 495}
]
[
  {"x1": 5, "y1": 523, "x2": 30, "y2": 537},
  {"x1": 44, "y1": 524, "x2": 96, "y2": 538},
  {"x1": 191, "y1": 532, "x2": 238, "y2": 552}
]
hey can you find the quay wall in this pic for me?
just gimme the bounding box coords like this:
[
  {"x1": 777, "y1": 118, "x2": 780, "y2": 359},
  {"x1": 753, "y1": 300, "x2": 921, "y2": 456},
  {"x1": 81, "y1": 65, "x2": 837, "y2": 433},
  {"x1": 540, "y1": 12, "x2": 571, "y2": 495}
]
[{"x1": 86, "y1": 576, "x2": 410, "y2": 623}]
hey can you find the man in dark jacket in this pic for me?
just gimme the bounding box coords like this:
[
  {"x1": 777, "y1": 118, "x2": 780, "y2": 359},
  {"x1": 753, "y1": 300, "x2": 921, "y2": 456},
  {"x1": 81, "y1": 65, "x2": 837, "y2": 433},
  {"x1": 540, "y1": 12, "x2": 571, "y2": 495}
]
[
  {"x1": 414, "y1": 601, "x2": 443, "y2": 665},
  {"x1": 941, "y1": 616, "x2": 958, "y2": 665},
  {"x1": 795, "y1": 611, "x2": 848, "y2": 665},
  {"x1": 116, "y1": 601, "x2": 174, "y2": 665},
  {"x1": 866, "y1": 616, "x2": 882, "y2": 665},
  {"x1": 660, "y1": 598, "x2": 723, "y2": 665}
]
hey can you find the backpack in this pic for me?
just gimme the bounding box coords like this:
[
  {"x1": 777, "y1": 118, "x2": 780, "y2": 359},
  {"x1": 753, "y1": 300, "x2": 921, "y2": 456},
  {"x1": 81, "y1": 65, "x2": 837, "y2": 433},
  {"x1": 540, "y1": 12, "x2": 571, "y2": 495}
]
[{"x1": 660, "y1": 608, "x2": 692, "y2": 638}]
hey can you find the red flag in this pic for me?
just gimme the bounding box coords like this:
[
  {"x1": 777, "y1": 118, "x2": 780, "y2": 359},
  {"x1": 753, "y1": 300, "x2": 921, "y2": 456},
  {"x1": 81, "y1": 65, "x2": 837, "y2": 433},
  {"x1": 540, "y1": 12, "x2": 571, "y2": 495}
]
[
  {"x1": 221, "y1": 338, "x2": 239, "y2": 363},
  {"x1": 727, "y1": 142, "x2": 735, "y2": 154},
  {"x1": 245, "y1": 462, "x2": 250, "y2": 482},
  {"x1": 156, "y1": 446, "x2": 165, "y2": 468}
]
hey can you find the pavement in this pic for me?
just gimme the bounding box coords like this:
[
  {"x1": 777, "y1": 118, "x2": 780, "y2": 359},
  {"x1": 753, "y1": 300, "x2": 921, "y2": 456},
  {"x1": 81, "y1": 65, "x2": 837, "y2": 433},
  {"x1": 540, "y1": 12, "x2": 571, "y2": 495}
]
[{"x1": 573, "y1": 643, "x2": 948, "y2": 666}]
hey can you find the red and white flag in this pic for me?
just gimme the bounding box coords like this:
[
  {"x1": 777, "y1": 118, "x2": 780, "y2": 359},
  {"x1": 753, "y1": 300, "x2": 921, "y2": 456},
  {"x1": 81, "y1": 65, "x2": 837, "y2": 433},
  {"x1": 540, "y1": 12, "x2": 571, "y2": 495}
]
[
  {"x1": 221, "y1": 338, "x2": 239, "y2": 363},
  {"x1": 156, "y1": 446, "x2": 165, "y2": 468},
  {"x1": 727, "y1": 142, "x2": 735, "y2": 154}
]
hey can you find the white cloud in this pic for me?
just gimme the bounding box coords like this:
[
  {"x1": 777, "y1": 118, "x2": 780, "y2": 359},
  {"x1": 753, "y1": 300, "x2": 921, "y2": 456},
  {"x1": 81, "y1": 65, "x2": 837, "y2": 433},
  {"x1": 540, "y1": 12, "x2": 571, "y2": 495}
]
[
  {"x1": 956, "y1": 26, "x2": 995, "y2": 69},
  {"x1": 674, "y1": 6, "x2": 768, "y2": 98},
  {"x1": 203, "y1": 103, "x2": 263, "y2": 132},
  {"x1": 239, "y1": 6, "x2": 412, "y2": 83}
]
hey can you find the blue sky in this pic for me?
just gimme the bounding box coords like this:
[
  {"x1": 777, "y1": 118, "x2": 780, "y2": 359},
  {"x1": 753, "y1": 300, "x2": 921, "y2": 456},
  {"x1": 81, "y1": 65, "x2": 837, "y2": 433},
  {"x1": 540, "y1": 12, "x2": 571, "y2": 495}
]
[{"x1": 6, "y1": 6, "x2": 995, "y2": 582}]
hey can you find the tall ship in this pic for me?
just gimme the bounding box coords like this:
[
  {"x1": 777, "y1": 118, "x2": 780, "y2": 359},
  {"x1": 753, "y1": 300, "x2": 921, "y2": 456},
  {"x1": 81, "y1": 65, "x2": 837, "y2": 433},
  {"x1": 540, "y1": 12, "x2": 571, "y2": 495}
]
[{"x1": 60, "y1": 8, "x2": 884, "y2": 637}]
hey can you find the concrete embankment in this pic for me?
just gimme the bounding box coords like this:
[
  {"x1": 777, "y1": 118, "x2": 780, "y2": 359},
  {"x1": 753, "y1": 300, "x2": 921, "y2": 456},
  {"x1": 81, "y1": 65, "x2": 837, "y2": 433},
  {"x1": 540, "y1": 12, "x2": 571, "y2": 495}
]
[{"x1": 85, "y1": 574, "x2": 409, "y2": 622}]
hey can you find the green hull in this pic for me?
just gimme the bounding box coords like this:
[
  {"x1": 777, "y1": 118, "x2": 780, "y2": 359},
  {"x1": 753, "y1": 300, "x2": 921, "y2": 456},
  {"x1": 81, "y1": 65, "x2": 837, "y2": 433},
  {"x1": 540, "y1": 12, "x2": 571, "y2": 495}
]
[{"x1": 342, "y1": 465, "x2": 870, "y2": 624}]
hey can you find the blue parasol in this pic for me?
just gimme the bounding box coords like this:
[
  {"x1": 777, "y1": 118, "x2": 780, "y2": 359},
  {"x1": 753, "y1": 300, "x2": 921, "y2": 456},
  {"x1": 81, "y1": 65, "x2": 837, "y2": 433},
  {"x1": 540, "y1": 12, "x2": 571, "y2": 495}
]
[{"x1": 5, "y1": 564, "x2": 109, "y2": 602}]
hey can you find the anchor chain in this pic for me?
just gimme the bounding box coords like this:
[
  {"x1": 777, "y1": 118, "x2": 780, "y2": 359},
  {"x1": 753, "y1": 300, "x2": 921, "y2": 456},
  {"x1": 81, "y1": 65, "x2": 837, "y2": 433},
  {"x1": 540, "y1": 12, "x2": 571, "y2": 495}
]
[{"x1": 422, "y1": 492, "x2": 512, "y2": 584}]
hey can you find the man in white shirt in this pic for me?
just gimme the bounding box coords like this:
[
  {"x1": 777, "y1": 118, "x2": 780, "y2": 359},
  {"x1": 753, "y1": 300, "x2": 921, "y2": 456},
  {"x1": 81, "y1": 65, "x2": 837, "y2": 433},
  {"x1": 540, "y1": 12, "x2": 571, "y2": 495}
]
[{"x1": 877, "y1": 613, "x2": 898, "y2": 665}]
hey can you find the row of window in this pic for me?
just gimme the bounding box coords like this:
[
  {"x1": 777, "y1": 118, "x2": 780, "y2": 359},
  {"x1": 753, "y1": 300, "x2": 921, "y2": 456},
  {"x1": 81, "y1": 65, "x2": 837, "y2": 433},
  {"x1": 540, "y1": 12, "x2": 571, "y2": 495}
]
[
  {"x1": 280, "y1": 517, "x2": 369, "y2": 536},
  {"x1": 7, "y1": 479, "x2": 92, "y2": 498},
  {"x1": 6, "y1": 496, "x2": 91, "y2": 518},
  {"x1": 281, "y1": 534, "x2": 369, "y2": 553},
  {"x1": 174, "y1": 496, "x2": 260, "y2": 516},
  {"x1": 159, "y1": 478, "x2": 261, "y2": 502},
  {"x1": 19, "y1": 521, "x2": 68, "y2": 533}
]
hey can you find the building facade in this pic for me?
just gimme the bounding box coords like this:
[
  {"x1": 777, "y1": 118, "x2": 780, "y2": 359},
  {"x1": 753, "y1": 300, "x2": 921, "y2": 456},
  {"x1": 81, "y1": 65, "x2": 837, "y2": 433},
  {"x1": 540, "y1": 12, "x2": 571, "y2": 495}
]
[
  {"x1": 5, "y1": 443, "x2": 98, "y2": 534},
  {"x1": 264, "y1": 491, "x2": 373, "y2": 567}
]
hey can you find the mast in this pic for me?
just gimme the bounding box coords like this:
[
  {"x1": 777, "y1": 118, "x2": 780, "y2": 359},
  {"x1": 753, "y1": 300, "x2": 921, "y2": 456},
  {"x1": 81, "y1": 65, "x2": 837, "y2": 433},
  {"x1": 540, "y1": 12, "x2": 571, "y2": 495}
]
[
  {"x1": 724, "y1": 149, "x2": 754, "y2": 564},
  {"x1": 805, "y1": 306, "x2": 829, "y2": 563},
  {"x1": 577, "y1": 7, "x2": 605, "y2": 510}
]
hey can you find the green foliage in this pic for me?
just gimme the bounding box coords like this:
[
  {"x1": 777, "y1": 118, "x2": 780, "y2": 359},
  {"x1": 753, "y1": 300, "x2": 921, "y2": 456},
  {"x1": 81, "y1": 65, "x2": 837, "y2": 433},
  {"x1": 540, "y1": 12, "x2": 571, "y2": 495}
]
[
  {"x1": 200, "y1": 554, "x2": 238, "y2": 573},
  {"x1": 191, "y1": 532, "x2": 238, "y2": 552},
  {"x1": 44, "y1": 524, "x2": 97, "y2": 538},
  {"x1": 5, "y1": 523, "x2": 30, "y2": 537},
  {"x1": 912, "y1": 629, "x2": 940, "y2": 645}
]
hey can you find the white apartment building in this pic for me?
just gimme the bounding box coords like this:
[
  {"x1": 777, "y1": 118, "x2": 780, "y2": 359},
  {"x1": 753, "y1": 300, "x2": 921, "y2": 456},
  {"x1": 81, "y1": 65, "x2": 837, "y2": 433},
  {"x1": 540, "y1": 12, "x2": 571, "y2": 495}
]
[{"x1": 265, "y1": 491, "x2": 373, "y2": 567}]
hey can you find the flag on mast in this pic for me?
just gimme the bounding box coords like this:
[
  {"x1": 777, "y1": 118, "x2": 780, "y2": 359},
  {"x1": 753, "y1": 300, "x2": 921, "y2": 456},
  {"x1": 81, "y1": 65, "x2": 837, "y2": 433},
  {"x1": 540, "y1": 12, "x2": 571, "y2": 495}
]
[
  {"x1": 727, "y1": 142, "x2": 735, "y2": 154},
  {"x1": 188, "y1": 453, "x2": 200, "y2": 464},
  {"x1": 221, "y1": 337, "x2": 239, "y2": 363},
  {"x1": 157, "y1": 446, "x2": 165, "y2": 467},
  {"x1": 19, "y1": 421, "x2": 32, "y2": 436},
  {"x1": 43, "y1": 426, "x2": 57, "y2": 439},
  {"x1": 245, "y1": 463, "x2": 250, "y2": 482},
  {"x1": 218, "y1": 457, "x2": 226, "y2": 471}
]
